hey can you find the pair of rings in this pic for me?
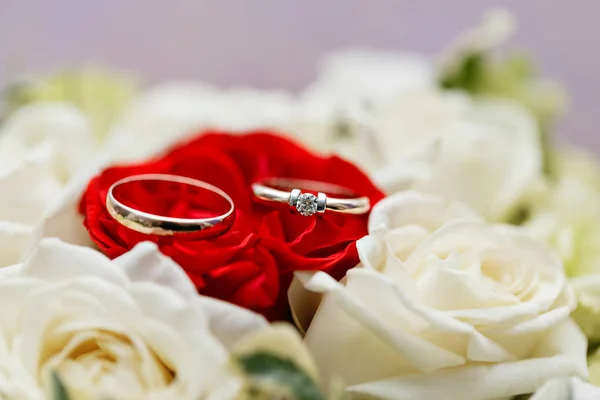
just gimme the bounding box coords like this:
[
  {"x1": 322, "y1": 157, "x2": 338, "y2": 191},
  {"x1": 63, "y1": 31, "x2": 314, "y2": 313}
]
[{"x1": 106, "y1": 174, "x2": 371, "y2": 239}]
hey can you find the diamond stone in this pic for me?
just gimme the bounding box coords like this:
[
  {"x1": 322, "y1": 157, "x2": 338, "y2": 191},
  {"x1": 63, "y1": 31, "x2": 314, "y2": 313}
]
[{"x1": 295, "y1": 193, "x2": 318, "y2": 216}]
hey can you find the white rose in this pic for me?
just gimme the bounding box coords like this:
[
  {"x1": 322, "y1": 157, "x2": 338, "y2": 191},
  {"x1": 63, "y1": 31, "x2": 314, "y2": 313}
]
[
  {"x1": 295, "y1": 50, "x2": 435, "y2": 167},
  {"x1": 103, "y1": 83, "x2": 298, "y2": 163},
  {"x1": 0, "y1": 104, "x2": 99, "y2": 267},
  {"x1": 524, "y1": 146, "x2": 600, "y2": 340},
  {"x1": 301, "y1": 192, "x2": 587, "y2": 400},
  {"x1": 530, "y1": 378, "x2": 600, "y2": 400},
  {"x1": 371, "y1": 90, "x2": 542, "y2": 221},
  {"x1": 525, "y1": 146, "x2": 600, "y2": 278},
  {"x1": 0, "y1": 239, "x2": 285, "y2": 399},
  {"x1": 302, "y1": 49, "x2": 435, "y2": 108}
]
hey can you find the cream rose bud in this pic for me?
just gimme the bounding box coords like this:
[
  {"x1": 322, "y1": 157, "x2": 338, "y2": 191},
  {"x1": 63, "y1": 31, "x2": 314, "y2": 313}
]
[
  {"x1": 525, "y1": 146, "x2": 600, "y2": 278},
  {"x1": 371, "y1": 90, "x2": 543, "y2": 222},
  {"x1": 0, "y1": 104, "x2": 99, "y2": 267},
  {"x1": 587, "y1": 347, "x2": 600, "y2": 387},
  {"x1": 438, "y1": 8, "x2": 516, "y2": 80},
  {"x1": 6, "y1": 69, "x2": 137, "y2": 141},
  {"x1": 524, "y1": 146, "x2": 600, "y2": 341},
  {"x1": 0, "y1": 239, "x2": 274, "y2": 400},
  {"x1": 302, "y1": 192, "x2": 587, "y2": 400}
]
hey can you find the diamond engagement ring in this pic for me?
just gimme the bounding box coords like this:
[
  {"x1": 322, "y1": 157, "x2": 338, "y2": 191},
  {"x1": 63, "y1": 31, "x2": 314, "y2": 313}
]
[
  {"x1": 106, "y1": 174, "x2": 235, "y2": 238},
  {"x1": 251, "y1": 178, "x2": 370, "y2": 217}
]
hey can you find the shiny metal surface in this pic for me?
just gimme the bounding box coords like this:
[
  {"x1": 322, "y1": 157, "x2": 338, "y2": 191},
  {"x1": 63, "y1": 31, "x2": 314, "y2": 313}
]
[
  {"x1": 252, "y1": 177, "x2": 370, "y2": 216},
  {"x1": 106, "y1": 173, "x2": 235, "y2": 238}
]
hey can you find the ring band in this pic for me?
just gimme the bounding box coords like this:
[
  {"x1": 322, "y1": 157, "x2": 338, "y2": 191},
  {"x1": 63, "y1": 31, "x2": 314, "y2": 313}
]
[
  {"x1": 251, "y1": 178, "x2": 370, "y2": 217},
  {"x1": 106, "y1": 173, "x2": 235, "y2": 238}
]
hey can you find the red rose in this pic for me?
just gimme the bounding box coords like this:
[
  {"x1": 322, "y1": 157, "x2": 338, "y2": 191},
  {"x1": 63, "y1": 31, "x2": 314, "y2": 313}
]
[{"x1": 80, "y1": 132, "x2": 384, "y2": 320}]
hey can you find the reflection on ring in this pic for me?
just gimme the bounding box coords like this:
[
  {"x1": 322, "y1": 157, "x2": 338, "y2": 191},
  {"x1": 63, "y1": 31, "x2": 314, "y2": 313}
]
[{"x1": 106, "y1": 173, "x2": 235, "y2": 238}]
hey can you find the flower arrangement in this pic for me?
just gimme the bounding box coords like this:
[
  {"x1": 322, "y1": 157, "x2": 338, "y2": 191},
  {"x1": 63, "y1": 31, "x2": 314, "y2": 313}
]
[{"x1": 0, "y1": 8, "x2": 598, "y2": 400}]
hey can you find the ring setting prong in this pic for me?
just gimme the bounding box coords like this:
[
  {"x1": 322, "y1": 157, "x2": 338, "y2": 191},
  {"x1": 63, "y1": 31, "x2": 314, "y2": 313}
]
[{"x1": 317, "y1": 192, "x2": 327, "y2": 216}]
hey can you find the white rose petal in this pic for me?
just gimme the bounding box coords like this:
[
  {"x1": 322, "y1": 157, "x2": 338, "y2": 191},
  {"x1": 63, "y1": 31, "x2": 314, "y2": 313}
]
[
  {"x1": 0, "y1": 221, "x2": 34, "y2": 267},
  {"x1": 0, "y1": 154, "x2": 63, "y2": 226},
  {"x1": 531, "y1": 377, "x2": 600, "y2": 400},
  {"x1": 114, "y1": 242, "x2": 269, "y2": 349},
  {"x1": 114, "y1": 241, "x2": 198, "y2": 297}
]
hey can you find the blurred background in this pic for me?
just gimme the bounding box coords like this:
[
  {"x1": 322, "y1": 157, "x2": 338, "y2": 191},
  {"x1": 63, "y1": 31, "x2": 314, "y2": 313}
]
[{"x1": 0, "y1": 0, "x2": 597, "y2": 151}]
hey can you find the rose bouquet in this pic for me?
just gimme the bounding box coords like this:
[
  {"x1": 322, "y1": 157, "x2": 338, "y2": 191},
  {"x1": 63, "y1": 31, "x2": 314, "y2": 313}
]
[{"x1": 0, "y1": 8, "x2": 599, "y2": 400}]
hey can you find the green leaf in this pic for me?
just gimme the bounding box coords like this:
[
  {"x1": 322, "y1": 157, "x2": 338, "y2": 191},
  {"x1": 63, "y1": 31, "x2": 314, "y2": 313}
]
[
  {"x1": 439, "y1": 53, "x2": 486, "y2": 93},
  {"x1": 51, "y1": 371, "x2": 71, "y2": 400},
  {"x1": 236, "y1": 351, "x2": 326, "y2": 400}
]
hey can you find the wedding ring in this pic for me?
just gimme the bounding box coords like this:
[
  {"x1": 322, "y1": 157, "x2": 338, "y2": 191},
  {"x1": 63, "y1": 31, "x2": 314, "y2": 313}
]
[
  {"x1": 252, "y1": 178, "x2": 370, "y2": 217},
  {"x1": 106, "y1": 174, "x2": 235, "y2": 238}
]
